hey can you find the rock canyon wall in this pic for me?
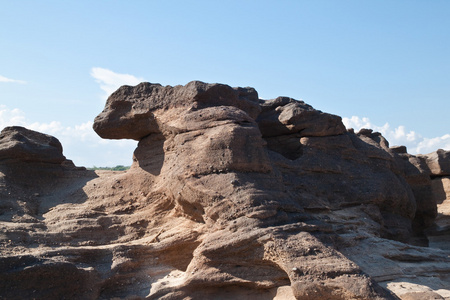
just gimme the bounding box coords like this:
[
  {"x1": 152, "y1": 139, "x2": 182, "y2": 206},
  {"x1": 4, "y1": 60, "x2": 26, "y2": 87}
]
[{"x1": 1, "y1": 81, "x2": 450, "y2": 299}]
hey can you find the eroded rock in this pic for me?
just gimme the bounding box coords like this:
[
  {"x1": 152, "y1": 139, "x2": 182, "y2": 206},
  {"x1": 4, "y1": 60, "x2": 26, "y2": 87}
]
[
  {"x1": 424, "y1": 149, "x2": 450, "y2": 177},
  {"x1": 1, "y1": 80, "x2": 449, "y2": 299},
  {"x1": 93, "y1": 81, "x2": 260, "y2": 140},
  {"x1": 0, "y1": 126, "x2": 66, "y2": 164}
]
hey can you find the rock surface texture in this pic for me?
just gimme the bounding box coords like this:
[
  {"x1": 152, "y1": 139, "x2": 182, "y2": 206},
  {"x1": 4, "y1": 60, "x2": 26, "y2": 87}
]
[{"x1": 1, "y1": 81, "x2": 450, "y2": 300}]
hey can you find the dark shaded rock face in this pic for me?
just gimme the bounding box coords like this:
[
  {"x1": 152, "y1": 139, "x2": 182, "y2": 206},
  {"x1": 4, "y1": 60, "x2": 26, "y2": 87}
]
[
  {"x1": 1, "y1": 81, "x2": 450, "y2": 299},
  {"x1": 0, "y1": 126, "x2": 66, "y2": 164}
]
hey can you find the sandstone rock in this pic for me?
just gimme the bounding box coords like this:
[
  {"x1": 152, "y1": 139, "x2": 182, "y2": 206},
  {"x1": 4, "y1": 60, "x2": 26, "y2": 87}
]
[
  {"x1": 93, "y1": 81, "x2": 261, "y2": 140},
  {"x1": 0, "y1": 257, "x2": 100, "y2": 300},
  {"x1": 424, "y1": 149, "x2": 450, "y2": 177},
  {"x1": 257, "y1": 96, "x2": 346, "y2": 137},
  {"x1": 427, "y1": 176, "x2": 450, "y2": 249},
  {"x1": 256, "y1": 97, "x2": 346, "y2": 160},
  {"x1": 390, "y1": 145, "x2": 407, "y2": 154},
  {"x1": 0, "y1": 126, "x2": 96, "y2": 231},
  {"x1": 1, "y1": 81, "x2": 450, "y2": 299},
  {"x1": 392, "y1": 152, "x2": 437, "y2": 234},
  {"x1": 0, "y1": 126, "x2": 66, "y2": 164}
]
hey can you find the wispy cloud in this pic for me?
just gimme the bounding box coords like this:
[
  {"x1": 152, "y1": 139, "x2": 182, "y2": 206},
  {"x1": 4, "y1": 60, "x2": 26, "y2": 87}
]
[
  {"x1": 0, "y1": 105, "x2": 136, "y2": 167},
  {"x1": 0, "y1": 75, "x2": 26, "y2": 84},
  {"x1": 1, "y1": 67, "x2": 145, "y2": 166},
  {"x1": 343, "y1": 116, "x2": 450, "y2": 155},
  {"x1": 415, "y1": 134, "x2": 450, "y2": 154},
  {"x1": 90, "y1": 67, "x2": 144, "y2": 99}
]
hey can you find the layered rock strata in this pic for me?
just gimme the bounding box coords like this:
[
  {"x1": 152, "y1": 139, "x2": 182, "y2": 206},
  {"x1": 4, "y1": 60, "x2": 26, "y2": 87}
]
[{"x1": 1, "y1": 81, "x2": 449, "y2": 300}]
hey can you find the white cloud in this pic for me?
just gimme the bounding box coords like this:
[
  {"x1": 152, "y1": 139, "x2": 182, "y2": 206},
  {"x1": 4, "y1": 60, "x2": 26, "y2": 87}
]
[
  {"x1": 0, "y1": 105, "x2": 27, "y2": 128},
  {"x1": 343, "y1": 116, "x2": 449, "y2": 155},
  {"x1": 415, "y1": 134, "x2": 450, "y2": 154},
  {"x1": 0, "y1": 68, "x2": 146, "y2": 166},
  {"x1": 90, "y1": 67, "x2": 144, "y2": 99},
  {"x1": 0, "y1": 105, "x2": 136, "y2": 167},
  {"x1": 0, "y1": 75, "x2": 26, "y2": 84}
]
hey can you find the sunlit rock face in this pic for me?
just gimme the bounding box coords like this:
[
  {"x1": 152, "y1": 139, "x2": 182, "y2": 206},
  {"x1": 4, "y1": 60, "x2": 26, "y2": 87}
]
[{"x1": 1, "y1": 81, "x2": 449, "y2": 300}]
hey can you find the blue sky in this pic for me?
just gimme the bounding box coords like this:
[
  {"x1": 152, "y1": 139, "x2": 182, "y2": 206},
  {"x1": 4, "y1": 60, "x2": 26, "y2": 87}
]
[{"x1": 1, "y1": 0, "x2": 449, "y2": 167}]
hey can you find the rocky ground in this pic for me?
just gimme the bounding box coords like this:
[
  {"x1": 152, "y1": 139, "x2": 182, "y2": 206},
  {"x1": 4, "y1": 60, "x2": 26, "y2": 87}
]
[{"x1": 0, "y1": 81, "x2": 449, "y2": 299}]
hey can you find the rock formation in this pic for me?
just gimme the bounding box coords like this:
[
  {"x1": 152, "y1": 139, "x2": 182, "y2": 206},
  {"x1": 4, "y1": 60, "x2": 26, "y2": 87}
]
[{"x1": 1, "y1": 81, "x2": 450, "y2": 299}]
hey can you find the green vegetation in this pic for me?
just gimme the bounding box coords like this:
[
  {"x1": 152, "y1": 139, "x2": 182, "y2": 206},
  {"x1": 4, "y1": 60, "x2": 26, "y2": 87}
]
[{"x1": 88, "y1": 165, "x2": 130, "y2": 171}]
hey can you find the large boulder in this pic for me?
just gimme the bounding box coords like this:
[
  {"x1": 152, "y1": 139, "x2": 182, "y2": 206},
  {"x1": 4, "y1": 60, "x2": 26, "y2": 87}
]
[
  {"x1": 0, "y1": 126, "x2": 92, "y2": 226},
  {"x1": 0, "y1": 126, "x2": 66, "y2": 164},
  {"x1": 256, "y1": 97, "x2": 346, "y2": 160},
  {"x1": 93, "y1": 81, "x2": 260, "y2": 140},
  {"x1": 257, "y1": 96, "x2": 346, "y2": 138}
]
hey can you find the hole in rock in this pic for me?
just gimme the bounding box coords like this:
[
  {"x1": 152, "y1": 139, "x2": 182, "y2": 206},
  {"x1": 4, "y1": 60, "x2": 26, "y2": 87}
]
[{"x1": 263, "y1": 135, "x2": 303, "y2": 160}]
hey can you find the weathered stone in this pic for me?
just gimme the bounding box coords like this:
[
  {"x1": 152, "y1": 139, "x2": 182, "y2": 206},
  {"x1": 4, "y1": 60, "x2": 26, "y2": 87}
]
[
  {"x1": 0, "y1": 126, "x2": 65, "y2": 164},
  {"x1": 1, "y1": 81, "x2": 450, "y2": 299},
  {"x1": 424, "y1": 149, "x2": 450, "y2": 176},
  {"x1": 257, "y1": 96, "x2": 346, "y2": 138},
  {"x1": 93, "y1": 81, "x2": 261, "y2": 140},
  {"x1": 390, "y1": 145, "x2": 407, "y2": 154}
]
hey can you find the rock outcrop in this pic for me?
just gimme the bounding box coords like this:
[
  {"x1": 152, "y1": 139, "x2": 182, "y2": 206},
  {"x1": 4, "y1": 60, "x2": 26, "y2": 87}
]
[
  {"x1": 0, "y1": 126, "x2": 66, "y2": 164},
  {"x1": 1, "y1": 81, "x2": 450, "y2": 300},
  {"x1": 0, "y1": 126, "x2": 89, "y2": 225}
]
